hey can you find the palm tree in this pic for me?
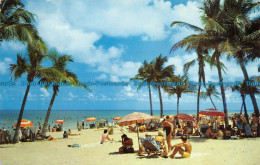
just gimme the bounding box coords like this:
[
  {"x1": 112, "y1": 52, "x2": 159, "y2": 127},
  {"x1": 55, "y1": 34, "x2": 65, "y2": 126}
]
[
  {"x1": 40, "y1": 49, "x2": 91, "y2": 136},
  {"x1": 164, "y1": 74, "x2": 196, "y2": 114},
  {"x1": 231, "y1": 80, "x2": 260, "y2": 123},
  {"x1": 10, "y1": 47, "x2": 64, "y2": 143},
  {"x1": 220, "y1": 0, "x2": 260, "y2": 118},
  {"x1": 0, "y1": 0, "x2": 46, "y2": 51},
  {"x1": 200, "y1": 84, "x2": 220, "y2": 109},
  {"x1": 130, "y1": 60, "x2": 154, "y2": 116},
  {"x1": 150, "y1": 55, "x2": 175, "y2": 117}
]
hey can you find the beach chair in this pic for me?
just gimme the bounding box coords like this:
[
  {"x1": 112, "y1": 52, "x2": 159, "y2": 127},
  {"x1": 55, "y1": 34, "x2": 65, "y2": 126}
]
[{"x1": 143, "y1": 140, "x2": 161, "y2": 156}]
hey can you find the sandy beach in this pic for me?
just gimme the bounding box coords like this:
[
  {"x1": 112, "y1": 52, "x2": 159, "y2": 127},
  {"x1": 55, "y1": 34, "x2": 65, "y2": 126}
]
[{"x1": 0, "y1": 127, "x2": 259, "y2": 165}]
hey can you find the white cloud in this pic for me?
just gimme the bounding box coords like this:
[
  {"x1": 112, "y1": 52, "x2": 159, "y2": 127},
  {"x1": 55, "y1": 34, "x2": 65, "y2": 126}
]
[
  {"x1": 95, "y1": 74, "x2": 107, "y2": 80},
  {"x1": 40, "y1": 88, "x2": 50, "y2": 97},
  {"x1": 26, "y1": 0, "x2": 175, "y2": 81},
  {"x1": 170, "y1": 1, "x2": 202, "y2": 44},
  {"x1": 0, "y1": 57, "x2": 13, "y2": 74}
]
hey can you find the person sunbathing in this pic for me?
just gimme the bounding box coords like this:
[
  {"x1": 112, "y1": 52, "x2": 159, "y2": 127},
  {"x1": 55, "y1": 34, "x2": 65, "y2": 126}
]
[
  {"x1": 205, "y1": 126, "x2": 213, "y2": 138},
  {"x1": 119, "y1": 134, "x2": 134, "y2": 153},
  {"x1": 169, "y1": 136, "x2": 192, "y2": 159},
  {"x1": 176, "y1": 125, "x2": 183, "y2": 136},
  {"x1": 101, "y1": 129, "x2": 113, "y2": 144},
  {"x1": 212, "y1": 128, "x2": 223, "y2": 139},
  {"x1": 155, "y1": 131, "x2": 168, "y2": 157},
  {"x1": 68, "y1": 129, "x2": 80, "y2": 136}
]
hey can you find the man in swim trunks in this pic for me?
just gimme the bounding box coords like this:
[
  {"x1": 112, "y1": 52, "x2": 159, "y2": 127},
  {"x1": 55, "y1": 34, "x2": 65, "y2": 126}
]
[
  {"x1": 169, "y1": 136, "x2": 192, "y2": 158},
  {"x1": 161, "y1": 118, "x2": 173, "y2": 153}
]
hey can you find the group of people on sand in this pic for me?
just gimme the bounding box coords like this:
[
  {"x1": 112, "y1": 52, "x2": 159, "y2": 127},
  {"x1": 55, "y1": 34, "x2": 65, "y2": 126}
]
[
  {"x1": 100, "y1": 116, "x2": 192, "y2": 159},
  {"x1": 203, "y1": 113, "x2": 259, "y2": 139}
]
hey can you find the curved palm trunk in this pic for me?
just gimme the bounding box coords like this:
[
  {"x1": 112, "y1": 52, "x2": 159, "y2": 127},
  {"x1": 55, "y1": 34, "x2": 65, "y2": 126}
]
[
  {"x1": 238, "y1": 57, "x2": 259, "y2": 118},
  {"x1": 13, "y1": 84, "x2": 31, "y2": 143},
  {"x1": 41, "y1": 87, "x2": 58, "y2": 136},
  {"x1": 197, "y1": 76, "x2": 201, "y2": 122},
  {"x1": 177, "y1": 96, "x2": 180, "y2": 114},
  {"x1": 158, "y1": 85, "x2": 163, "y2": 118},
  {"x1": 241, "y1": 94, "x2": 249, "y2": 124},
  {"x1": 216, "y1": 54, "x2": 228, "y2": 127},
  {"x1": 209, "y1": 96, "x2": 217, "y2": 109},
  {"x1": 148, "y1": 84, "x2": 153, "y2": 116}
]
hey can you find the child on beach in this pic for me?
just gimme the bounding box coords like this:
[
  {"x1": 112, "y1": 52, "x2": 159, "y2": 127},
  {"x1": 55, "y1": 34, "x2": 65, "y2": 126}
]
[{"x1": 169, "y1": 136, "x2": 192, "y2": 159}]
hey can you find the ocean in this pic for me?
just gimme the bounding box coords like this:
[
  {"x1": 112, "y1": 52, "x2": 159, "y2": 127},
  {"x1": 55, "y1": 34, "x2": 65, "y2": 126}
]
[{"x1": 0, "y1": 109, "x2": 254, "y2": 131}]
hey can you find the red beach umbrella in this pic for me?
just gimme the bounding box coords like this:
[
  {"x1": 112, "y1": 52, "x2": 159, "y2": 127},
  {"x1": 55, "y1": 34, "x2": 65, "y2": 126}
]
[
  {"x1": 55, "y1": 120, "x2": 65, "y2": 124},
  {"x1": 86, "y1": 117, "x2": 96, "y2": 122},
  {"x1": 199, "y1": 108, "x2": 226, "y2": 117},
  {"x1": 175, "y1": 114, "x2": 195, "y2": 121},
  {"x1": 113, "y1": 117, "x2": 122, "y2": 121},
  {"x1": 14, "y1": 119, "x2": 34, "y2": 128}
]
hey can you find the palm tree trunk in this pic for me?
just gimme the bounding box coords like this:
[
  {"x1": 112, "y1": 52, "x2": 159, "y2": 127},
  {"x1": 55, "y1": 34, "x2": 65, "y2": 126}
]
[
  {"x1": 241, "y1": 94, "x2": 249, "y2": 124},
  {"x1": 216, "y1": 54, "x2": 228, "y2": 127},
  {"x1": 158, "y1": 85, "x2": 163, "y2": 118},
  {"x1": 177, "y1": 96, "x2": 180, "y2": 114},
  {"x1": 197, "y1": 76, "x2": 201, "y2": 122},
  {"x1": 209, "y1": 96, "x2": 217, "y2": 109},
  {"x1": 13, "y1": 84, "x2": 31, "y2": 143},
  {"x1": 238, "y1": 57, "x2": 259, "y2": 118},
  {"x1": 41, "y1": 87, "x2": 58, "y2": 136},
  {"x1": 148, "y1": 84, "x2": 153, "y2": 116}
]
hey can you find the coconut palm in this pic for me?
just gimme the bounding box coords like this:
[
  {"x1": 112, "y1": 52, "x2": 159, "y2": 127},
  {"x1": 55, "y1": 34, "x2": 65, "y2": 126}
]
[
  {"x1": 130, "y1": 60, "x2": 154, "y2": 116},
  {"x1": 231, "y1": 80, "x2": 260, "y2": 123},
  {"x1": 0, "y1": 0, "x2": 46, "y2": 51},
  {"x1": 40, "y1": 49, "x2": 91, "y2": 136},
  {"x1": 200, "y1": 84, "x2": 220, "y2": 109},
  {"x1": 220, "y1": 0, "x2": 260, "y2": 117},
  {"x1": 10, "y1": 47, "x2": 64, "y2": 143},
  {"x1": 150, "y1": 55, "x2": 175, "y2": 117},
  {"x1": 164, "y1": 74, "x2": 196, "y2": 114}
]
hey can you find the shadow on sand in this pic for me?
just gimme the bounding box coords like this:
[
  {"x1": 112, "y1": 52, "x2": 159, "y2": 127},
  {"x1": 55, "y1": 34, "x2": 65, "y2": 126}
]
[{"x1": 109, "y1": 150, "x2": 139, "y2": 155}]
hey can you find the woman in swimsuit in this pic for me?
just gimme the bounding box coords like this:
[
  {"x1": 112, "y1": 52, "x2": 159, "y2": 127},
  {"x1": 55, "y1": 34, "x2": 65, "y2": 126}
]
[{"x1": 161, "y1": 118, "x2": 173, "y2": 153}]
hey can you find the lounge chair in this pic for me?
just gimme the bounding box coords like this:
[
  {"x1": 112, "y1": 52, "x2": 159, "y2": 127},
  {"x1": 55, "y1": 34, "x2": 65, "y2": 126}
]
[{"x1": 143, "y1": 140, "x2": 161, "y2": 156}]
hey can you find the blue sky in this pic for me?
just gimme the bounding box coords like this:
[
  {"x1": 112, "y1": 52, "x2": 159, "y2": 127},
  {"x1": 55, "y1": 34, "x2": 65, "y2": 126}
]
[{"x1": 0, "y1": 0, "x2": 259, "y2": 112}]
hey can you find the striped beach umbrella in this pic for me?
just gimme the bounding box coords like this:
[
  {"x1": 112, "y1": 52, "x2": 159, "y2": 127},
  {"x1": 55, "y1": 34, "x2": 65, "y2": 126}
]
[
  {"x1": 117, "y1": 112, "x2": 154, "y2": 154},
  {"x1": 199, "y1": 108, "x2": 226, "y2": 116},
  {"x1": 55, "y1": 120, "x2": 65, "y2": 124},
  {"x1": 117, "y1": 112, "x2": 154, "y2": 126},
  {"x1": 86, "y1": 117, "x2": 96, "y2": 122},
  {"x1": 14, "y1": 119, "x2": 34, "y2": 128}
]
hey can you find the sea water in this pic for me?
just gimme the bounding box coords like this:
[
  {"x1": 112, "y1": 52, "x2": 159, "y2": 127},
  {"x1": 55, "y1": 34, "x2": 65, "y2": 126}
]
[{"x1": 0, "y1": 109, "x2": 254, "y2": 131}]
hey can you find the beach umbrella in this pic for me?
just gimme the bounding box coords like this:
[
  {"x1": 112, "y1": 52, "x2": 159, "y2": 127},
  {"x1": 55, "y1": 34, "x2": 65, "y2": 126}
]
[
  {"x1": 175, "y1": 114, "x2": 195, "y2": 121},
  {"x1": 86, "y1": 117, "x2": 96, "y2": 122},
  {"x1": 117, "y1": 112, "x2": 154, "y2": 153},
  {"x1": 199, "y1": 108, "x2": 226, "y2": 117},
  {"x1": 55, "y1": 120, "x2": 65, "y2": 124},
  {"x1": 14, "y1": 119, "x2": 34, "y2": 128},
  {"x1": 195, "y1": 114, "x2": 206, "y2": 118},
  {"x1": 113, "y1": 117, "x2": 122, "y2": 121},
  {"x1": 98, "y1": 119, "x2": 107, "y2": 122}
]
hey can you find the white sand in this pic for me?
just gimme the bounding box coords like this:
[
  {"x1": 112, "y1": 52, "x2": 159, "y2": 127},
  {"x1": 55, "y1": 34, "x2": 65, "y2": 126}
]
[{"x1": 0, "y1": 127, "x2": 260, "y2": 165}]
